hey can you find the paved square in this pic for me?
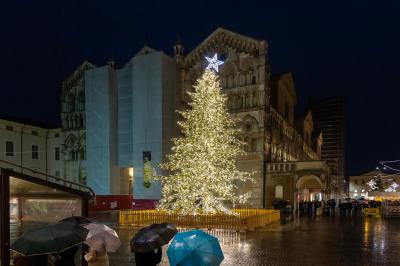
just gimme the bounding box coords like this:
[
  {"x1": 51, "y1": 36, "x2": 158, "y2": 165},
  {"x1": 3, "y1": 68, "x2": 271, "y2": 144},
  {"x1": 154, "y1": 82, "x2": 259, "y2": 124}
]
[{"x1": 108, "y1": 216, "x2": 400, "y2": 265}]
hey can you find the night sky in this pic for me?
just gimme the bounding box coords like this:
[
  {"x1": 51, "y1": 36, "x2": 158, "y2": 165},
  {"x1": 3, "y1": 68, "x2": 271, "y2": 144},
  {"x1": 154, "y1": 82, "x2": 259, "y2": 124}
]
[{"x1": 2, "y1": 0, "x2": 400, "y2": 176}]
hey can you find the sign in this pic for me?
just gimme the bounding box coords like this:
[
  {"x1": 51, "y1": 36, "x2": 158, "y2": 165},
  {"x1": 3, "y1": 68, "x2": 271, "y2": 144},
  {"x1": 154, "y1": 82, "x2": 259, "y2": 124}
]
[
  {"x1": 364, "y1": 208, "x2": 380, "y2": 217},
  {"x1": 143, "y1": 151, "x2": 153, "y2": 188}
]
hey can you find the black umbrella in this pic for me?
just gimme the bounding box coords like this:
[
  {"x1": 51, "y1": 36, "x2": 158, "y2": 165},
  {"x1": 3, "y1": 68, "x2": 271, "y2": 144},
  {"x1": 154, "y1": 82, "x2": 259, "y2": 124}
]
[
  {"x1": 11, "y1": 221, "x2": 89, "y2": 256},
  {"x1": 131, "y1": 223, "x2": 178, "y2": 253},
  {"x1": 59, "y1": 215, "x2": 93, "y2": 225}
]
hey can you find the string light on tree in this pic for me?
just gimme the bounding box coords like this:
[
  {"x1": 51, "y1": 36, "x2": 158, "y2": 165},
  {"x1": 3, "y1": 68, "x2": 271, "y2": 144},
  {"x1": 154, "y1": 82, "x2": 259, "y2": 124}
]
[{"x1": 156, "y1": 55, "x2": 253, "y2": 215}]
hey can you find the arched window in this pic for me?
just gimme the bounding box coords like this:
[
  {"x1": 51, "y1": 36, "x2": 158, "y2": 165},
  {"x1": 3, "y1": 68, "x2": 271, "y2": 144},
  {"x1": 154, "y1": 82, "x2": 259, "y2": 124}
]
[
  {"x1": 80, "y1": 149, "x2": 85, "y2": 160},
  {"x1": 251, "y1": 138, "x2": 257, "y2": 152},
  {"x1": 275, "y1": 185, "x2": 283, "y2": 199},
  {"x1": 66, "y1": 93, "x2": 75, "y2": 112},
  {"x1": 252, "y1": 91, "x2": 258, "y2": 107},
  {"x1": 246, "y1": 93, "x2": 252, "y2": 108},
  {"x1": 78, "y1": 91, "x2": 85, "y2": 111},
  {"x1": 79, "y1": 115, "x2": 84, "y2": 128},
  {"x1": 236, "y1": 95, "x2": 242, "y2": 109}
]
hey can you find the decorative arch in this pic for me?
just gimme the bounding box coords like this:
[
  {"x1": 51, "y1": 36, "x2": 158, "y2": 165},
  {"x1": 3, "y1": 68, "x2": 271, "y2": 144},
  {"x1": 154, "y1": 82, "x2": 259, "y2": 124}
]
[
  {"x1": 296, "y1": 175, "x2": 323, "y2": 190},
  {"x1": 65, "y1": 134, "x2": 78, "y2": 148}
]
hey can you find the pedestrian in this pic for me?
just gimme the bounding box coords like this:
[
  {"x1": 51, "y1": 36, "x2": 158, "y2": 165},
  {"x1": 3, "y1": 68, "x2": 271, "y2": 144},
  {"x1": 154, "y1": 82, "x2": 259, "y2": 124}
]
[
  {"x1": 135, "y1": 247, "x2": 162, "y2": 266},
  {"x1": 85, "y1": 243, "x2": 109, "y2": 266},
  {"x1": 48, "y1": 254, "x2": 60, "y2": 266},
  {"x1": 13, "y1": 254, "x2": 34, "y2": 266},
  {"x1": 55, "y1": 245, "x2": 79, "y2": 266}
]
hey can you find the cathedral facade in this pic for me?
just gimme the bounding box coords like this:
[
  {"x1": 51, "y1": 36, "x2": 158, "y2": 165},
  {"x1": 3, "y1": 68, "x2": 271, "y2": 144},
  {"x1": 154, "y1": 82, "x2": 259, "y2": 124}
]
[
  {"x1": 61, "y1": 61, "x2": 94, "y2": 184},
  {"x1": 61, "y1": 28, "x2": 337, "y2": 208}
]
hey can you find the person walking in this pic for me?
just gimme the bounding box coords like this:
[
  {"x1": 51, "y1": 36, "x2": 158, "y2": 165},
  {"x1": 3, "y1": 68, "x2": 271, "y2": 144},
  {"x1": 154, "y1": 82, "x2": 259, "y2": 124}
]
[
  {"x1": 135, "y1": 247, "x2": 162, "y2": 266},
  {"x1": 85, "y1": 244, "x2": 109, "y2": 266},
  {"x1": 55, "y1": 245, "x2": 79, "y2": 266},
  {"x1": 13, "y1": 254, "x2": 34, "y2": 266}
]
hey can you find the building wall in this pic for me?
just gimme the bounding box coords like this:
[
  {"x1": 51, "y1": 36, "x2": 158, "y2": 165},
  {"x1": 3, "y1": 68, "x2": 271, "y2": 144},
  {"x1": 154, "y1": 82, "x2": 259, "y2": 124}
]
[
  {"x1": 0, "y1": 119, "x2": 63, "y2": 178},
  {"x1": 85, "y1": 50, "x2": 180, "y2": 196},
  {"x1": 308, "y1": 97, "x2": 346, "y2": 194},
  {"x1": 85, "y1": 64, "x2": 118, "y2": 195}
]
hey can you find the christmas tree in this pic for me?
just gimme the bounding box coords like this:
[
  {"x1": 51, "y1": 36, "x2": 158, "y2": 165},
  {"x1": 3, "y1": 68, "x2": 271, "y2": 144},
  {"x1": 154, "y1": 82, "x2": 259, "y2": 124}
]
[
  {"x1": 157, "y1": 69, "x2": 253, "y2": 215},
  {"x1": 373, "y1": 174, "x2": 385, "y2": 191}
]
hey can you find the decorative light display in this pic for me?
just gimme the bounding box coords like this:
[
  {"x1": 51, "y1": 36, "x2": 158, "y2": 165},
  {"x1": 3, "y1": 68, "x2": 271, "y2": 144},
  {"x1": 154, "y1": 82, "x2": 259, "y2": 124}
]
[
  {"x1": 385, "y1": 182, "x2": 399, "y2": 192},
  {"x1": 368, "y1": 160, "x2": 400, "y2": 192},
  {"x1": 205, "y1": 53, "x2": 224, "y2": 72},
  {"x1": 367, "y1": 179, "x2": 377, "y2": 190},
  {"x1": 156, "y1": 69, "x2": 253, "y2": 215}
]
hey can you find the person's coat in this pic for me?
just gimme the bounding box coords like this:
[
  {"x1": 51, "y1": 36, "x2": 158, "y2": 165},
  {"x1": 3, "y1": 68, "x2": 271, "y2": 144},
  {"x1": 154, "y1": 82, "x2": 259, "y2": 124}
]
[
  {"x1": 13, "y1": 254, "x2": 34, "y2": 266},
  {"x1": 85, "y1": 247, "x2": 109, "y2": 266},
  {"x1": 55, "y1": 245, "x2": 79, "y2": 266},
  {"x1": 135, "y1": 247, "x2": 162, "y2": 266}
]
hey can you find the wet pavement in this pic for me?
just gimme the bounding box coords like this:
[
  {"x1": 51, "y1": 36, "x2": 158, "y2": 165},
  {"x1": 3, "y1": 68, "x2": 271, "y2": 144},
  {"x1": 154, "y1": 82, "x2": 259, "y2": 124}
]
[
  {"x1": 108, "y1": 215, "x2": 400, "y2": 266},
  {"x1": 11, "y1": 215, "x2": 400, "y2": 265}
]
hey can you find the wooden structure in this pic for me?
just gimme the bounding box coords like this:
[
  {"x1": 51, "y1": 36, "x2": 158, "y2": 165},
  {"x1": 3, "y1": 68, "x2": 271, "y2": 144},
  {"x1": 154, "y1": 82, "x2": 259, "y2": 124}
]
[
  {"x1": 119, "y1": 209, "x2": 280, "y2": 231},
  {"x1": 0, "y1": 167, "x2": 94, "y2": 266}
]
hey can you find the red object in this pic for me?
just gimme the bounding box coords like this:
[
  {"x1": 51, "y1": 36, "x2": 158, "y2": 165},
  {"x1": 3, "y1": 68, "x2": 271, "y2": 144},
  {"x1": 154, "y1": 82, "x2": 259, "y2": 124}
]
[
  {"x1": 132, "y1": 199, "x2": 158, "y2": 210},
  {"x1": 89, "y1": 195, "x2": 158, "y2": 211},
  {"x1": 89, "y1": 195, "x2": 133, "y2": 212}
]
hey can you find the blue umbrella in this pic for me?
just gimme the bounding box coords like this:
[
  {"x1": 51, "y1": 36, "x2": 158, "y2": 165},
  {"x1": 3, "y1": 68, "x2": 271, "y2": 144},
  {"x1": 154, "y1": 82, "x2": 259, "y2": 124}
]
[{"x1": 167, "y1": 230, "x2": 224, "y2": 266}]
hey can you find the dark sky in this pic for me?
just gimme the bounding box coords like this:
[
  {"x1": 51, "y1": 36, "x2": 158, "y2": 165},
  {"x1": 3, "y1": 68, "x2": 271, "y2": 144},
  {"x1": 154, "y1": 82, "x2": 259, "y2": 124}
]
[{"x1": 2, "y1": 0, "x2": 400, "y2": 175}]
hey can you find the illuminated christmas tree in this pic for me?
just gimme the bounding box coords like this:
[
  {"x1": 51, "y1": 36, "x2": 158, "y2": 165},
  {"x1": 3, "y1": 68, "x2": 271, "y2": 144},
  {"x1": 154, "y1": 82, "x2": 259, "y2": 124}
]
[
  {"x1": 157, "y1": 65, "x2": 252, "y2": 215},
  {"x1": 373, "y1": 174, "x2": 385, "y2": 192}
]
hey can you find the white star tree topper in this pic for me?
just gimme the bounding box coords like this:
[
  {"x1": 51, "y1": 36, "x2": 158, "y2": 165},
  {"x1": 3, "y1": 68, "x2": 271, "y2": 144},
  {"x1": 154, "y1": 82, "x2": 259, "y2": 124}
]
[{"x1": 205, "y1": 53, "x2": 224, "y2": 72}]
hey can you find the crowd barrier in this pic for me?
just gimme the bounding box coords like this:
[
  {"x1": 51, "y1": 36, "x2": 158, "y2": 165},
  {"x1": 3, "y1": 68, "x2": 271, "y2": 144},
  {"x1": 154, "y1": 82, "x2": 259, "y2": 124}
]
[{"x1": 119, "y1": 209, "x2": 280, "y2": 231}]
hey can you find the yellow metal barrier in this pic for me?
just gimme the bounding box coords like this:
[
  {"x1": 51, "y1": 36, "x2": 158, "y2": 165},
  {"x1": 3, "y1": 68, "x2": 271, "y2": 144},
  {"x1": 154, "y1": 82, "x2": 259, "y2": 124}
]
[
  {"x1": 119, "y1": 209, "x2": 280, "y2": 231},
  {"x1": 363, "y1": 207, "x2": 381, "y2": 217}
]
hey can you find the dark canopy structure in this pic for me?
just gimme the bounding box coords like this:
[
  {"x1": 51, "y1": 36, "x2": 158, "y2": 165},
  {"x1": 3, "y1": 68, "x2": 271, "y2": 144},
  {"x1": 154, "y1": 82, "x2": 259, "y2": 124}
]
[{"x1": 0, "y1": 167, "x2": 94, "y2": 266}]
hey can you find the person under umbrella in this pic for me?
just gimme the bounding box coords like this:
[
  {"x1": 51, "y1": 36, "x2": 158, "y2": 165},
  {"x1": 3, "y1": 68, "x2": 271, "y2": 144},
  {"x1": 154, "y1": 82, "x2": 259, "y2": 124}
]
[
  {"x1": 131, "y1": 223, "x2": 178, "y2": 266},
  {"x1": 54, "y1": 245, "x2": 79, "y2": 266},
  {"x1": 134, "y1": 247, "x2": 162, "y2": 266},
  {"x1": 83, "y1": 223, "x2": 121, "y2": 253},
  {"x1": 11, "y1": 221, "x2": 88, "y2": 257},
  {"x1": 167, "y1": 229, "x2": 224, "y2": 266},
  {"x1": 56, "y1": 216, "x2": 93, "y2": 265},
  {"x1": 84, "y1": 243, "x2": 109, "y2": 266}
]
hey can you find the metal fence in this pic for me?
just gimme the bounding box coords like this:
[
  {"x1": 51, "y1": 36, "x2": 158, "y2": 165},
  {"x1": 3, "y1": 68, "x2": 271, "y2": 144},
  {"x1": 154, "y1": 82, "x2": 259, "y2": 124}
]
[{"x1": 119, "y1": 209, "x2": 280, "y2": 231}]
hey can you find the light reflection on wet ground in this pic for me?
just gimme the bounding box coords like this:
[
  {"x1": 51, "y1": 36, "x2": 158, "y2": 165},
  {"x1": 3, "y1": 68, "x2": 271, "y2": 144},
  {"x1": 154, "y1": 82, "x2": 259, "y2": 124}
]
[
  {"x1": 11, "y1": 215, "x2": 400, "y2": 265},
  {"x1": 108, "y1": 216, "x2": 400, "y2": 266}
]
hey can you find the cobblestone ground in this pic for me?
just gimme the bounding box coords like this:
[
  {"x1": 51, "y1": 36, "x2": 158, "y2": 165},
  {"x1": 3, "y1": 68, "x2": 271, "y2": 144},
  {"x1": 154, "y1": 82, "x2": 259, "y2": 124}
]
[
  {"x1": 11, "y1": 214, "x2": 400, "y2": 265},
  {"x1": 105, "y1": 215, "x2": 400, "y2": 266}
]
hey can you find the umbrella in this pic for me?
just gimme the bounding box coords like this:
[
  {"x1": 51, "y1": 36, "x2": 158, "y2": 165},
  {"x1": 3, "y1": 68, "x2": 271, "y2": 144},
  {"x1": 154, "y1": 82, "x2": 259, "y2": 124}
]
[
  {"x1": 59, "y1": 215, "x2": 93, "y2": 225},
  {"x1": 131, "y1": 223, "x2": 177, "y2": 253},
  {"x1": 11, "y1": 221, "x2": 88, "y2": 256},
  {"x1": 84, "y1": 223, "x2": 121, "y2": 252},
  {"x1": 167, "y1": 230, "x2": 224, "y2": 266}
]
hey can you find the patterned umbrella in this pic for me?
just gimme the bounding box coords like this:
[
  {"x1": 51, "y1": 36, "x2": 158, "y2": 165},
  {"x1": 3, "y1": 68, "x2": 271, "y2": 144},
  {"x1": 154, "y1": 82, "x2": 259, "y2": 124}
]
[
  {"x1": 131, "y1": 223, "x2": 177, "y2": 253},
  {"x1": 11, "y1": 222, "x2": 88, "y2": 256},
  {"x1": 167, "y1": 230, "x2": 224, "y2": 266},
  {"x1": 84, "y1": 223, "x2": 121, "y2": 252}
]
